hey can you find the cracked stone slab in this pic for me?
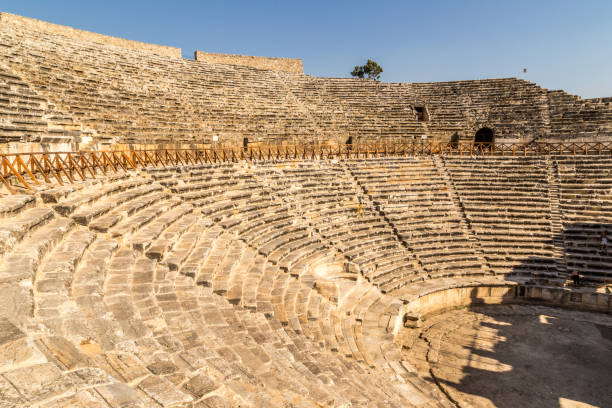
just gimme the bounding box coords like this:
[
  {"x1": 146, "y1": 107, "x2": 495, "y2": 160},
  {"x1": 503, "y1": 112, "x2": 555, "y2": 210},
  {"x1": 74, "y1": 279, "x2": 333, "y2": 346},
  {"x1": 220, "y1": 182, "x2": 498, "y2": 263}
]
[{"x1": 2, "y1": 362, "x2": 74, "y2": 402}]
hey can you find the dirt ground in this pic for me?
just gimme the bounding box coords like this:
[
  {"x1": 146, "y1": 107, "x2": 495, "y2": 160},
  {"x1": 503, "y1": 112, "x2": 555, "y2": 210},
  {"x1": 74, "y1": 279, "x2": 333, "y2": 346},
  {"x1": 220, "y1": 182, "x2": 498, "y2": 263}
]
[{"x1": 402, "y1": 304, "x2": 612, "y2": 408}]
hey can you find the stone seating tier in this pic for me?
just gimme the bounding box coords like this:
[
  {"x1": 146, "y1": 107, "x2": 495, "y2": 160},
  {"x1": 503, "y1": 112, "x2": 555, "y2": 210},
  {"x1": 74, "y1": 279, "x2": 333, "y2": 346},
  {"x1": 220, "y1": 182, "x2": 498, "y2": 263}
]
[
  {"x1": 0, "y1": 156, "x2": 610, "y2": 407},
  {"x1": 0, "y1": 16, "x2": 610, "y2": 149}
]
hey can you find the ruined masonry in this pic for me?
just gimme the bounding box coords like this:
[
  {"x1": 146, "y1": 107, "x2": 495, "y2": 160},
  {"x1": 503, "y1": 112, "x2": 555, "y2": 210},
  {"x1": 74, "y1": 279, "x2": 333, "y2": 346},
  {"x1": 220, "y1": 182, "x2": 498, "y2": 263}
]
[
  {"x1": 0, "y1": 157, "x2": 611, "y2": 407},
  {"x1": 1, "y1": 12, "x2": 611, "y2": 153},
  {"x1": 0, "y1": 11, "x2": 611, "y2": 408}
]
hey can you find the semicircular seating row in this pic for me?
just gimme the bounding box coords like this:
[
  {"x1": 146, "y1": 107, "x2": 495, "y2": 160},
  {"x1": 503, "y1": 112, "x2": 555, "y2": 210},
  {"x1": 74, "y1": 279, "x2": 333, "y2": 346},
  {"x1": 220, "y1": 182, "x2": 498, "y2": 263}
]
[
  {"x1": 0, "y1": 19, "x2": 572, "y2": 148},
  {"x1": 0, "y1": 156, "x2": 611, "y2": 407}
]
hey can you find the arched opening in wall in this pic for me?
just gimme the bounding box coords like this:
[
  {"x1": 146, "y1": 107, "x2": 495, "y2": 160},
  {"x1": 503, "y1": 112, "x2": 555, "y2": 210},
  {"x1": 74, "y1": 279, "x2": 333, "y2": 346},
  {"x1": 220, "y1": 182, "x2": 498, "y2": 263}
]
[
  {"x1": 450, "y1": 132, "x2": 460, "y2": 148},
  {"x1": 414, "y1": 106, "x2": 429, "y2": 122},
  {"x1": 474, "y1": 127, "x2": 494, "y2": 146},
  {"x1": 243, "y1": 137, "x2": 249, "y2": 151},
  {"x1": 345, "y1": 136, "x2": 353, "y2": 148}
]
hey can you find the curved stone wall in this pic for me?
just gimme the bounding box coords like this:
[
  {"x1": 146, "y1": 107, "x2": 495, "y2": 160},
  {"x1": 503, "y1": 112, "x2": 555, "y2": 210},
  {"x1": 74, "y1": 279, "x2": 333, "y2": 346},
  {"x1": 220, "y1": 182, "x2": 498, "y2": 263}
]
[{"x1": 0, "y1": 156, "x2": 610, "y2": 406}]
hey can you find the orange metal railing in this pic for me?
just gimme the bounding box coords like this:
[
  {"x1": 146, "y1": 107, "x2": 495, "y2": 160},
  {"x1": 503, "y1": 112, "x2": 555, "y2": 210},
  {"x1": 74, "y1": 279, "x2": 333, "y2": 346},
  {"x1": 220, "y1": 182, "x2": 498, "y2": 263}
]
[{"x1": 2, "y1": 141, "x2": 612, "y2": 193}]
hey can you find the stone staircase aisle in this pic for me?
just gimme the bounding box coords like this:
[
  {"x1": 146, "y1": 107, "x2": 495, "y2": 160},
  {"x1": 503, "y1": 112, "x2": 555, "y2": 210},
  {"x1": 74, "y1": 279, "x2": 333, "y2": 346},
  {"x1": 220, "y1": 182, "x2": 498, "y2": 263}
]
[
  {"x1": 338, "y1": 159, "x2": 427, "y2": 291},
  {"x1": 545, "y1": 157, "x2": 568, "y2": 283},
  {"x1": 436, "y1": 155, "x2": 492, "y2": 275}
]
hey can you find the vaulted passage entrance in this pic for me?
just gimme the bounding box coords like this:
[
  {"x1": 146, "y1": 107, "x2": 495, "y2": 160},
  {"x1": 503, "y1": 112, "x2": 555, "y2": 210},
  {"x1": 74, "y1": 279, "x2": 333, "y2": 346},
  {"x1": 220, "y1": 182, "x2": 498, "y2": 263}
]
[{"x1": 474, "y1": 127, "x2": 494, "y2": 145}]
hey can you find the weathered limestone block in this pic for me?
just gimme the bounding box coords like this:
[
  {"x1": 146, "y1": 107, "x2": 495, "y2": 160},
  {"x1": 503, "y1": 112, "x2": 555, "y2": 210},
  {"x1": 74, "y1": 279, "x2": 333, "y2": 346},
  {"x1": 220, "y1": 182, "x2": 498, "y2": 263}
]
[
  {"x1": 146, "y1": 360, "x2": 178, "y2": 376},
  {"x1": 2, "y1": 363, "x2": 74, "y2": 402},
  {"x1": 94, "y1": 383, "x2": 145, "y2": 408},
  {"x1": 137, "y1": 375, "x2": 193, "y2": 406},
  {"x1": 68, "y1": 367, "x2": 115, "y2": 388},
  {"x1": 0, "y1": 284, "x2": 33, "y2": 325},
  {"x1": 0, "y1": 317, "x2": 46, "y2": 371},
  {"x1": 182, "y1": 373, "x2": 220, "y2": 399},
  {"x1": 36, "y1": 231, "x2": 95, "y2": 293},
  {"x1": 40, "y1": 186, "x2": 77, "y2": 204},
  {"x1": 0, "y1": 207, "x2": 53, "y2": 255},
  {"x1": 38, "y1": 389, "x2": 109, "y2": 408},
  {"x1": 314, "y1": 281, "x2": 339, "y2": 305},
  {"x1": 92, "y1": 353, "x2": 149, "y2": 384},
  {"x1": 197, "y1": 395, "x2": 232, "y2": 408},
  {"x1": 0, "y1": 375, "x2": 24, "y2": 407},
  {"x1": 35, "y1": 336, "x2": 93, "y2": 371},
  {"x1": 89, "y1": 213, "x2": 123, "y2": 233},
  {"x1": 0, "y1": 218, "x2": 74, "y2": 284},
  {"x1": 0, "y1": 195, "x2": 35, "y2": 217}
]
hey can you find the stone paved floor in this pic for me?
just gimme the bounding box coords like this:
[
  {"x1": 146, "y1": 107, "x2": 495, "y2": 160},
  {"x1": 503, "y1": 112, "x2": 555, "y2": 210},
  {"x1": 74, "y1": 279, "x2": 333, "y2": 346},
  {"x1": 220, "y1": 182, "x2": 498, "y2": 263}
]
[{"x1": 401, "y1": 305, "x2": 612, "y2": 408}]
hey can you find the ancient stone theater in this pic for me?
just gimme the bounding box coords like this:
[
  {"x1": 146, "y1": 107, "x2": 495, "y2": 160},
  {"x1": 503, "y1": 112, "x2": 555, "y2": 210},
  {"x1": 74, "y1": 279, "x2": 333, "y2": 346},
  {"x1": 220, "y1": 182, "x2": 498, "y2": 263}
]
[{"x1": 0, "y1": 12, "x2": 611, "y2": 408}]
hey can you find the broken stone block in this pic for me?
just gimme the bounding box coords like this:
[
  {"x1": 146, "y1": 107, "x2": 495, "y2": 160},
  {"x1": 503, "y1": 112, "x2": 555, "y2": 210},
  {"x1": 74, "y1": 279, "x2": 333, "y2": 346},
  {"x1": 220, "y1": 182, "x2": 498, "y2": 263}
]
[
  {"x1": 35, "y1": 336, "x2": 93, "y2": 370},
  {"x1": 182, "y1": 373, "x2": 219, "y2": 399},
  {"x1": 94, "y1": 383, "x2": 144, "y2": 408},
  {"x1": 137, "y1": 375, "x2": 193, "y2": 406}
]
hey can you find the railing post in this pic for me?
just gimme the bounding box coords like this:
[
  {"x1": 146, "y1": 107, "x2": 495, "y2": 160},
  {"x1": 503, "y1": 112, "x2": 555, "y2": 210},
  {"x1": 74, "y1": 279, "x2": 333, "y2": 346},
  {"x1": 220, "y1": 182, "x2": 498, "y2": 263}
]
[
  {"x1": 3, "y1": 156, "x2": 31, "y2": 190},
  {"x1": 0, "y1": 171, "x2": 14, "y2": 194}
]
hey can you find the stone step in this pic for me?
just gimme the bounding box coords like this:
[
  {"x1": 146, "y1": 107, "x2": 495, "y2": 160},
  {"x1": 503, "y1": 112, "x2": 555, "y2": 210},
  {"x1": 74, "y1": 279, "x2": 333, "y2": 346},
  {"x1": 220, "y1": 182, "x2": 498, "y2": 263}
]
[
  {"x1": 0, "y1": 206, "x2": 54, "y2": 256},
  {"x1": 131, "y1": 203, "x2": 194, "y2": 251},
  {"x1": 71, "y1": 183, "x2": 162, "y2": 226},
  {"x1": 0, "y1": 194, "x2": 35, "y2": 218},
  {"x1": 0, "y1": 216, "x2": 73, "y2": 287}
]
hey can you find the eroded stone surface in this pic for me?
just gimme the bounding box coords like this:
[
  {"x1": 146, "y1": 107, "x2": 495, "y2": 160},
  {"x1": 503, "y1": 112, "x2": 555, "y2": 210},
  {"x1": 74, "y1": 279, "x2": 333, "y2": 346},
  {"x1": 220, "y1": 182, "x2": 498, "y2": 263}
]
[
  {"x1": 94, "y1": 383, "x2": 145, "y2": 408},
  {"x1": 1, "y1": 11, "x2": 611, "y2": 150},
  {"x1": 0, "y1": 158, "x2": 610, "y2": 408},
  {"x1": 402, "y1": 305, "x2": 612, "y2": 408},
  {"x1": 2, "y1": 362, "x2": 74, "y2": 402}
]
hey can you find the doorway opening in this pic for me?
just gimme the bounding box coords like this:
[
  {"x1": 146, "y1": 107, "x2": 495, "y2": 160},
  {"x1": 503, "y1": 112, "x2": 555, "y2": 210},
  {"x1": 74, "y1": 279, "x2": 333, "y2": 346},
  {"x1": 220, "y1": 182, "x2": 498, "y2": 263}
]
[
  {"x1": 474, "y1": 127, "x2": 494, "y2": 146},
  {"x1": 414, "y1": 106, "x2": 429, "y2": 122}
]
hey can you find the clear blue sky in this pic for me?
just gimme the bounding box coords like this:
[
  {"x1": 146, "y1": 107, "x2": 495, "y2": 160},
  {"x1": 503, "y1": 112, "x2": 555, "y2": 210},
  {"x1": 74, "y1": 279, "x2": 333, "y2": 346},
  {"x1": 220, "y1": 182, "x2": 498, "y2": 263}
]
[{"x1": 2, "y1": 0, "x2": 611, "y2": 98}]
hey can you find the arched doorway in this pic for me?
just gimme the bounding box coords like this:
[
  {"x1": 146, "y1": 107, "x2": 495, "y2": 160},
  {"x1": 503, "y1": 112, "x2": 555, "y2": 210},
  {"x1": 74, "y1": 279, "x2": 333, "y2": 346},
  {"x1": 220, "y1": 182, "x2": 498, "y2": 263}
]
[
  {"x1": 474, "y1": 127, "x2": 494, "y2": 146},
  {"x1": 450, "y1": 132, "x2": 460, "y2": 148},
  {"x1": 346, "y1": 136, "x2": 353, "y2": 150}
]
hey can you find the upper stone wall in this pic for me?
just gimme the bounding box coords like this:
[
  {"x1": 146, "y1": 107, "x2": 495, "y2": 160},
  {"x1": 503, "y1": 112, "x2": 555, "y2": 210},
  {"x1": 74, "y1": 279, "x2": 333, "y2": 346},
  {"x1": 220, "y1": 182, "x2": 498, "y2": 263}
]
[
  {"x1": 0, "y1": 11, "x2": 609, "y2": 150},
  {"x1": 406, "y1": 78, "x2": 553, "y2": 143},
  {"x1": 546, "y1": 90, "x2": 612, "y2": 141},
  {"x1": 194, "y1": 50, "x2": 303, "y2": 73},
  {"x1": 0, "y1": 12, "x2": 181, "y2": 58}
]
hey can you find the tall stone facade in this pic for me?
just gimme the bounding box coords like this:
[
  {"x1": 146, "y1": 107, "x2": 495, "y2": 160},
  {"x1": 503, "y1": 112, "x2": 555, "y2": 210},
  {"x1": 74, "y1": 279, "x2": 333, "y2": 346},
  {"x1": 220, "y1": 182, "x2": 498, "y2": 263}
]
[{"x1": 0, "y1": 11, "x2": 610, "y2": 152}]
